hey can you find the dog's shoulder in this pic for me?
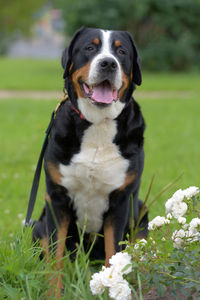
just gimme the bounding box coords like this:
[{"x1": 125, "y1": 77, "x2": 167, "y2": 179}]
[
  {"x1": 115, "y1": 98, "x2": 145, "y2": 147},
  {"x1": 45, "y1": 101, "x2": 90, "y2": 165}
]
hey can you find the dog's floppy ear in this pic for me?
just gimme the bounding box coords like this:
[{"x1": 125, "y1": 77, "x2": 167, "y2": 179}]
[
  {"x1": 126, "y1": 32, "x2": 142, "y2": 86},
  {"x1": 62, "y1": 27, "x2": 86, "y2": 79}
]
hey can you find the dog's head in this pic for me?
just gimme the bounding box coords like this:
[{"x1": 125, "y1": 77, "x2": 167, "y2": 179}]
[{"x1": 62, "y1": 27, "x2": 141, "y2": 123}]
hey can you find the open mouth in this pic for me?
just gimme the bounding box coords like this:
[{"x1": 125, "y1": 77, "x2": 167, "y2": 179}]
[{"x1": 81, "y1": 80, "x2": 118, "y2": 104}]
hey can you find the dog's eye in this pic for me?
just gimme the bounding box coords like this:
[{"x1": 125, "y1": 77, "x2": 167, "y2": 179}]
[
  {"x1": 117, "y1": 48, "x2": 126, "y2": 56},
  {"x1": 85, "y1": 45, "x2": 95, "y2": 52}
]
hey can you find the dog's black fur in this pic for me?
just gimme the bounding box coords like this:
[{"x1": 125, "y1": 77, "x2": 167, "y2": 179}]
[{"x1": 33, "y1": 27, "x2": 148, "y2": 273}]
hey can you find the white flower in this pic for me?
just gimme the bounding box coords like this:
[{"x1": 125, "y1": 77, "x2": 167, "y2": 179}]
[
  {"x1": 173, "y1": 229, "x2": 185, "y2": 239},
  {"x1": 185, "y1": 228, "x2": 200, "y2": 243},
  {"x1": 165, "y1": 198, "x2": 174, "y2": 213},
  {"x1": 165, "y1": 187, "x2": 199, "y2": 219},
  {"x1": 182, "y1": 223, "x2": 189, "y2": 230},
  {"x1": 134, "y1": 238, "x2": 147, "y2": 250},
  {"x1": 189, "y1": 218, "x2": 200, "y2": 230},
  {"x1": 172, "y1": 229, "x2": 185, "y2": 249},
  {"x1": 172, "y1": 189, "x2": 185, "y2": 202},
  {"x1": 178, "y1": 217, "x2": 186, "y2": 225},
  {"x1": 90, "y1": 252, "x2": 133, "y2": 299},
  {"x1": 173, "y1": 202, "x2": 188, "y2": 218},
  {"x1": 183, "y1": 186, "x2": 199, "y2": 199},
  {"x1": 183, "y1": 218, "x2": 200, "y2": 243},
  {"x1": 100, "y1": 266, "x2": 123, "y2": 287},
  {"x1": 166, "y1": 213, "x2": 172, "y2": 219},
  {"x1": 148, "y1": 216, "x2": 169, "y2": 230},
  {"x1": 109, "y1": 279, "x2": 131, "y2": 300},
  {"x1": 109, "y1": 252, "x2": 132, "y2": 275},
  {"x1": 161, "y1": 237, "x2": 166, "y2": 241},
  {"x1": 90, "y1": 272, "x2": 105, "y2": 295},
  {"x1": 165, "y1": 198, "x2": 188, "y2": 219}
]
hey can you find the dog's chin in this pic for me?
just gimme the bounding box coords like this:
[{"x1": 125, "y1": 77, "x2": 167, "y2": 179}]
[
  {"x1": 77, "y1": 96, "x2": 125, "y2": 124},
  {"x1": 92, "y1": 102, "x2": 112, "y2": 109}
]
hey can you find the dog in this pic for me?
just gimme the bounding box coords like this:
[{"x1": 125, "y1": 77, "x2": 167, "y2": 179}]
[{"x1": 33, "y1": 26, "x2": 148, "y2": 296}]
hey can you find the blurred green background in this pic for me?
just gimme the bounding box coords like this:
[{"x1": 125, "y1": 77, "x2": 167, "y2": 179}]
[{"x1": 1, "y1": 0, "x2": 200, "y2": 71}]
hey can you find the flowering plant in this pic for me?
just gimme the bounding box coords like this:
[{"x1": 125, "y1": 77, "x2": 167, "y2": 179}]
[
  {"x1": 89, "y1": 186, "x2": 200, "y2": 299},
  {"x1": 90, "y1": 252, "x2": 132, "y2": 300}
]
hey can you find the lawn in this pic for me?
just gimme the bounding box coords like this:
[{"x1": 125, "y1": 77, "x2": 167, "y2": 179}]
[
  {"x1": 0, "y1": 58, "x2": 200, "y2": 298},
  {"x1": 0, "y1": 57, "x2": 200, "y2": 92},
  {"x1": 0, "y1": 96, "x2": 200, "y2": 237}
]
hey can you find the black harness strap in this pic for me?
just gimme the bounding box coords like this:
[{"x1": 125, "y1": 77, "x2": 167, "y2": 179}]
[{"x1": 25, "y1": 94, "x2": 68, "y2": 226}]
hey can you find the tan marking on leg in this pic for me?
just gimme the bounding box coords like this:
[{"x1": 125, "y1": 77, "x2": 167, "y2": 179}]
[
  {"x1": 41, "y1": 237, "x2": 50, "y2": 259},
  {"x1": 46, "y1": 218, "x2": 70, "y2": 298},
  {"x1": 119, "y1": 172, "x2": 136, "y2": 191},
  {"x1": 55, "y1": 218, "x2": 70, "y2": 269},
  {"x1": 45, "y1": 192, "x2": 51, "y2": 204},
  {"x1": 72, "y1": 62, "x2": 91, "y2": 98},
  {"x1": 118, "y1": 69, "x2": 130, "y2": 100},
  {"x1": 104, "y1": 221, "x2": 115, "y2": 267},
  {"x1": 47, "y1": 162, "x2": 62, "y2": 185},
  {"x1": 93, "y1": 37, "x2": 100, "y2": 45}
]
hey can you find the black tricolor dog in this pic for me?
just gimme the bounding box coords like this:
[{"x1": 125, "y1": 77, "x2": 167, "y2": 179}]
[{"x1": 33, "y1": 27, "x2": 148, "y2": 295}]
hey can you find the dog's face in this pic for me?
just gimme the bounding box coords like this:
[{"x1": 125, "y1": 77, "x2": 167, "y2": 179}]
[{"x1": 62, "y1": 27, "x2": 141, "y2": 122}]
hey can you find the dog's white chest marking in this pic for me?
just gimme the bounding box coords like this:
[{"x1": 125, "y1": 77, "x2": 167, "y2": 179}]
[{"x1": 59, "y1": 119, "x2": 129, "y2": 232}]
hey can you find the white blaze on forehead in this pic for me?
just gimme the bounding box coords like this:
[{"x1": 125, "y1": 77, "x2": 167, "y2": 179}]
[
  {"x1": 88, "y1": 30, "x2": 122, "y2": 90},
  {"x1": 101, "y1": 30, "x2": 112, "y2": 55}
]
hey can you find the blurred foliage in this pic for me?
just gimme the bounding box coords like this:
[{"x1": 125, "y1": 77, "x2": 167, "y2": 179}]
[
  {"x1": 0, "y1": 0, "x2": 48, "y2": 55},
  {"x1": 56, "y1": 0, "x2": 200, "y2": 71}
]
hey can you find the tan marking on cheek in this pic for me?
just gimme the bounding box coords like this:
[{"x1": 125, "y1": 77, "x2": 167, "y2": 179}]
[
  {"x1": 104, "y1": 221, "x2": 115, "y2": 267},
  {"x1": 118, "y1": 69, "x2": 130, "y2": 100},
  {"x1": 69, "y1": 62, "x2": 74, "y2": 73},
  {"x1": 119, "y1": 172, "x2": 136, "y2": 191},
  {"x1": 72, "y1": 62, "x2": 91, "y2": 98},
  {"x1": 93, "y1": 37, "x2": 100, "y2": 45},
  {"x1": 130, "y1": 71, "x2": 133, "y2": 81},
  {"x1": 47, "y1": 162, "x2": 61, "y2": 185},
  {"x1": 115, "y1": 40, "x2": 121, "y2": 47}
]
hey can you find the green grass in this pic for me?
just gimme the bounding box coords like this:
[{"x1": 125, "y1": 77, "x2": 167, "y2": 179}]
[
  {"x1": 0, "y1": 96, "x2": 199, "y2": 238},
  {"x1": 0, "y1": 59, "x2": 200, "y2": 298},
  {"x1": 0, "y1": 57, "x2": 200, "y2": 91},
  {"x1": 140, "y1": 95, "x2": 200, "y2": 216},
  {"x1": 0, "y1": 58, "x2": 63, "y2": 91},
  {"x1": 140, "y1": 72, "x2": 200, "y2": 91},
  {"x1": 0, "y1": 96, "x2": 199, "y2": 246}
]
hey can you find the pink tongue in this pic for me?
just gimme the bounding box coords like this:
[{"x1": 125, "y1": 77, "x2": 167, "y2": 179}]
[{"x1": 91, "y1": 81, "x2": 115, "y2": 104}]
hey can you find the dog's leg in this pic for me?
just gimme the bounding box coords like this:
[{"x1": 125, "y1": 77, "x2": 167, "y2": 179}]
[
  {"x1": 104, "y1": 219, "x2": 116, "y2": 267},
  {"x1": 103, "y1": 173, "x2": 144, "y2": 266},
  {"x1": 103, "y1": 190, "x2": 131, "y2": 267},
  {"x1": 44, "y1": 193, "x2": 71, "y2": 298}
]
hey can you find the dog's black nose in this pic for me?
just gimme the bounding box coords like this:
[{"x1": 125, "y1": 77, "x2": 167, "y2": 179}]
[{"x1": 99, "y1": 58, "x2": 117, "y2": 72}]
